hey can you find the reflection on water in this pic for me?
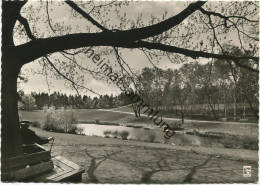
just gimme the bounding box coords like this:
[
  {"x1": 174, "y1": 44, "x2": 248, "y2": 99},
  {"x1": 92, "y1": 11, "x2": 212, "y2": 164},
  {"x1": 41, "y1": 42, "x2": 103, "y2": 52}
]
[{"x1": 77, "y1": 124, "x2": 226, "y2": 148}]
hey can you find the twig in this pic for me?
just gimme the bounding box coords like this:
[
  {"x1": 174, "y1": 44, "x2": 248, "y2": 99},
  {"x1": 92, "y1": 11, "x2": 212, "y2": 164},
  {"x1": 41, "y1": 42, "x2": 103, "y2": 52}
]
[
  {"x1": 65, "y1": 1, "x2": 108, "y2": 32},
  {"x1": 46, "y1": 1, "x2": 56, "y2": 33},
  {"x1": 45, "y1": 55, "x2": 100, "y2": 96}
]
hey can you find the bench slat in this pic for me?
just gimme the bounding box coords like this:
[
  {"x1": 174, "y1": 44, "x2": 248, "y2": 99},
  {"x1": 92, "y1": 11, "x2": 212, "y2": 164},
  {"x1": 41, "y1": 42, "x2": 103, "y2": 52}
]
[
  {"x1": 2, "y1": 161, "x2": 53, "y2": 181},
  {"x1": 2, "y1": 151, "x2": 51, "y2": 172}
]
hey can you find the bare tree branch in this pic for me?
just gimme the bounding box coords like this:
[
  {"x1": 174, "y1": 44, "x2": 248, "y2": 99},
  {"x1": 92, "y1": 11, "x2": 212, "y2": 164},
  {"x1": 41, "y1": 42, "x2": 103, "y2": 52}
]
[
  {"x1": 59, "y1": 51, "x2": 101, "y2": 75},
  {"x1": 42, "y1": 57, "x2": 51, "y2": 93},
  {"x1": 141, "y1": 48, "x2": 158, "y2": 68},
  {"x1": 88, "y1": 1, "x2": 116, "y2": 15},
  {"x1": 208, "y1": 14, "x2": 225, "y2": 53},
  {"x1": 135, "y1": 41, "x2": 259, "y2": 61},
  {"x1": 199, "y1": 7, "x2": 258, "y2": 23},
  {"x1": 16, "y1": 30, "x2": 258, "y2": 67},
  {"x1": 134, "y1": 41, "x2": 259, "y2": 72},
  {"x1": 17, "y1": 14, "x2": 36, "y2": 41},
  {"x1": 66, "y1": 1, "x2": 108, "y2": 31},
  {"x1": 66, "y1": 0, "x2": 140, "y2": 91},
  {"x1": 113, "y1": 47, "x2": 140, "y2": 92},
  {"x1": 46, "y1": 1, "x2": 56, "y2": 33},
  {"x1": 46, "y1": 1, "x2": 79, "y2": 56},
  {"x1": 16, "y1": 12, "x2": 100, "y2": 94},
  {"x1": 65, "y1": 1, "x2": 206, "y2": 40},
  {"x1": 44, "y1": 55, "x2": 100, "y2": 96},
  {"x1": 199, "y1": 6, "x2": 259, "y2": 42},
  {"x1": 16, "y1": 1, "x2": 257, "y2": 74}
]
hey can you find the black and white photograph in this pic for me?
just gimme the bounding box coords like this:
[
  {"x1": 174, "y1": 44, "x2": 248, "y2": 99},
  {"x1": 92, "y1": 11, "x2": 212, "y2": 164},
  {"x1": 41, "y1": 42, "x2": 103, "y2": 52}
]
[{"x1": 1, "y1": 0, "x2": 259, "y2": 183}]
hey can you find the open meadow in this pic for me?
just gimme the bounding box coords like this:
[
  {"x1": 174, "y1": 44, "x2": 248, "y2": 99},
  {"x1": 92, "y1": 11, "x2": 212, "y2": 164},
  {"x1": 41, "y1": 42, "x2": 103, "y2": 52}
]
[{"x1": 20, "y1": 109, "x2": 129, "y2": 123}]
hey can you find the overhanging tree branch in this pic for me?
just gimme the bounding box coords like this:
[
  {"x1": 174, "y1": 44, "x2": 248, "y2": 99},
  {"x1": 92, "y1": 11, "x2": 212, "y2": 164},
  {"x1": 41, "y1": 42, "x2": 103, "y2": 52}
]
[
  {"x1": 65, "y1": 1, "x2": 108, "y2": 31},
  {"x1": 15, "y1": 32, "x2": 258, "y2": 73},
  {"x1": 66, "y1": 1, "x2": 206, "y2": 40},
  {"x1": 65, "y1": 0, "x2": 138, "y2": 88},
  {"x1": 17, "y1": 14, "x2": 36, "y2": 41},
  {"x1": 46, "y1": 1, "x2": 57, "y2": 33},
  {"x1": 16, "y1": 9, "x2": 101, "y2": 96},
  {"x1": 199, "y1": 6, "x2": 259, "y2": 42},
  {"x1": 134, "y1": 41, "x2": 259, "y2": 61},
  {"x1": 15, "y1": 1, "x2": 258, "y2": 73},
  {"x1": 59, "y1": 51, "x2": 101, "y2": 75},
  {"x1": 44, "y1": 55, "x2": 100, "y2": 96},
  {"x1": 199, "y1": 7, "x2": 258, "y2": 23},
  {"x1": 16, "y1": 31, "x2": 259, "y2": 66},
  {"x1": 134, "y1": 41, "x2": 259, "y2": 72}
]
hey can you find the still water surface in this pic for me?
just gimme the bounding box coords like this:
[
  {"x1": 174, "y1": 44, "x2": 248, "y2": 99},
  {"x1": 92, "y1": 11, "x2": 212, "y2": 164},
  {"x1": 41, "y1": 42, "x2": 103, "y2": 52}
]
[{"x1": 77, "y1": 124, "x2": 225, "y2": 148}]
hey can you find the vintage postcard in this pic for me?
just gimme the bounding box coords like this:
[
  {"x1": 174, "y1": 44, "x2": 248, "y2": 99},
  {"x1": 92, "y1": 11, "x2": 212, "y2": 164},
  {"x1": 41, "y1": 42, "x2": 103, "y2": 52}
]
[{"x1": 1, "y1": 0, "x2": 259, "y2": 184}]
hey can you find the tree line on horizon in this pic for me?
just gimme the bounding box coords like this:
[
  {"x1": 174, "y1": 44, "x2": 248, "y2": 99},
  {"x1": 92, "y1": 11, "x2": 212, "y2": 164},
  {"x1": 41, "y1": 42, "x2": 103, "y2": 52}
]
[
  {"x1": 132, "y1": 47, "x2": 258, "y2": 121},
  {"x1": 18, "y1": 90, "x2": 134, "y2": 110}
]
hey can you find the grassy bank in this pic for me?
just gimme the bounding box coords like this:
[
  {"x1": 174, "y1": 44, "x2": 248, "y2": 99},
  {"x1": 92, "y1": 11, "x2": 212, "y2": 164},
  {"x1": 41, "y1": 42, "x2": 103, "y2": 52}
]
[{"x1": 186, "y1": 130, "x2": 258, "y2": 150}]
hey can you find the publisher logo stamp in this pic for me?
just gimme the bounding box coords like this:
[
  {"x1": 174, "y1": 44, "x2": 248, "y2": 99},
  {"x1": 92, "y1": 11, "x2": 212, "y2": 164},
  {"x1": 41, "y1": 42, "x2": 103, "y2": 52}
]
[{"x1": 243, "y1": 166, "x2": 251, "y2": 177}]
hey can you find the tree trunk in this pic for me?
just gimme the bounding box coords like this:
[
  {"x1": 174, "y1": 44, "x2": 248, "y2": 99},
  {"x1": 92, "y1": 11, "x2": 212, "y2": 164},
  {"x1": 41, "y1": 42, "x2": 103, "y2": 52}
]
[
  {"x1": 2, "y1": 1, "x2": 26, "y2": 159},
  {"x1": 132, "y1": 103, "x2": 140, "y2": 118},
  {"x1": 243, "y1": 101, "x2": 246, "y2": 119},
  {"x1": 181, "y1": 104, "x2": 184, "y2": 124},
  {"x1": 243, "y1": 92, "x2": 259, "y2": 119},
  {"x1": 207, "y1": 95, "x2": 217, "y2": 120},
  {"x1": 233, "y1": 92, "x2": 237, "y2": 121},
  {"x1": 2, "y1": 58, "x2": 23, "y2": 158},
  {"x1": 224, "y1": 95, "x2": 227, "y2": 118}
]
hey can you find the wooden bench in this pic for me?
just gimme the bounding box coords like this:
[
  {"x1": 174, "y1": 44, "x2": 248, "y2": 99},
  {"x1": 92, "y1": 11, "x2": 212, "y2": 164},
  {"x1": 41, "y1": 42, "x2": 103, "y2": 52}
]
[
  {"x1": 2, "y1": 144, "x2": 84, "y2": 182},
  {"x1": 31, "y1": 155, "x2": 85, "y2": 182}
]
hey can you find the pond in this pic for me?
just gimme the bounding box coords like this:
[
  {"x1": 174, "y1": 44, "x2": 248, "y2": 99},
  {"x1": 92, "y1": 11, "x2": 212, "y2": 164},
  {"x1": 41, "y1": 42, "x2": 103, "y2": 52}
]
[{"x1": 77, "y1": 124, "x2": 229, "y2": 149}]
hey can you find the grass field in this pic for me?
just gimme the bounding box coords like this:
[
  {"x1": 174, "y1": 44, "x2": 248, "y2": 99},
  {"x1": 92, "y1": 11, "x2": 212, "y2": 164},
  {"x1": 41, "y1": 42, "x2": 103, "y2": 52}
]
[
  {"x1": 112, "y1": 105, "x2": 133, "y2": 112},
  {"x1": 19, "y1": 109, "x2": 131, "y2": 123}
]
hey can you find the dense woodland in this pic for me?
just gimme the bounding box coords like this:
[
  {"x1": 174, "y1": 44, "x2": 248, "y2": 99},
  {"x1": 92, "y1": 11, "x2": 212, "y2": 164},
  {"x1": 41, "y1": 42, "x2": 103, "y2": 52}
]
[{"x1": 19, "y1": 91, "x2": 123, "y2": 110}]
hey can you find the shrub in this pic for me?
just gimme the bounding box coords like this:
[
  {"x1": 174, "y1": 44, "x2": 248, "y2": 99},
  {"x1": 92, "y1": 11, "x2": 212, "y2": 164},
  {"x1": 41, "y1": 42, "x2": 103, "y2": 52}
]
[
  {"x1": 146, "y1": 132, "x2": 156, "y2": 142},
  {"x1": 134, "y1": 132, "x2": 144, "y2": 141},
  {"x1": 169, "y1": 121, "x2": 182, "y2": 130},
  {"x1": 76, "y1": 127, "x2": 84, "y2": 135},
  {"x1": 31, "y1": 121, "x2": 41, "y2": 128},
  {"x1": 111, "y1": 130, "x2": 119, "y2": 138},
  {"x1": 103, "y1": 130, "x2": 112, "y2": 138},
  {"x1": 42, "y1": 112, "x2": 56, "y2": 131},
  {"x1": 119, "y1": 130, "x2": 129, "y2": 140},
  {"x1": 42, "y1": 109, "x2": 79, "y2": 134},
  {"x1": 67, "y1": 125, "x2": 78, "y2": 134}
]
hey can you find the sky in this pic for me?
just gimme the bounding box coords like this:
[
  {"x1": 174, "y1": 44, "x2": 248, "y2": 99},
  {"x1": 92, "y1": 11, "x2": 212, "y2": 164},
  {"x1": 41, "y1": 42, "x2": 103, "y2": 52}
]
[{"x1": 17, "y1": 1, "x2": 257, "y2": 97}]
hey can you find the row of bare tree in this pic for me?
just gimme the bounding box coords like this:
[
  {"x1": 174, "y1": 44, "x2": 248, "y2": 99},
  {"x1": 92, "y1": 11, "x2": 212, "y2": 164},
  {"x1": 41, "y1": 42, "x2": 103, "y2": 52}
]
[{"x1": 132, "y1": 46, "x2": 258, "y2": 122}]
